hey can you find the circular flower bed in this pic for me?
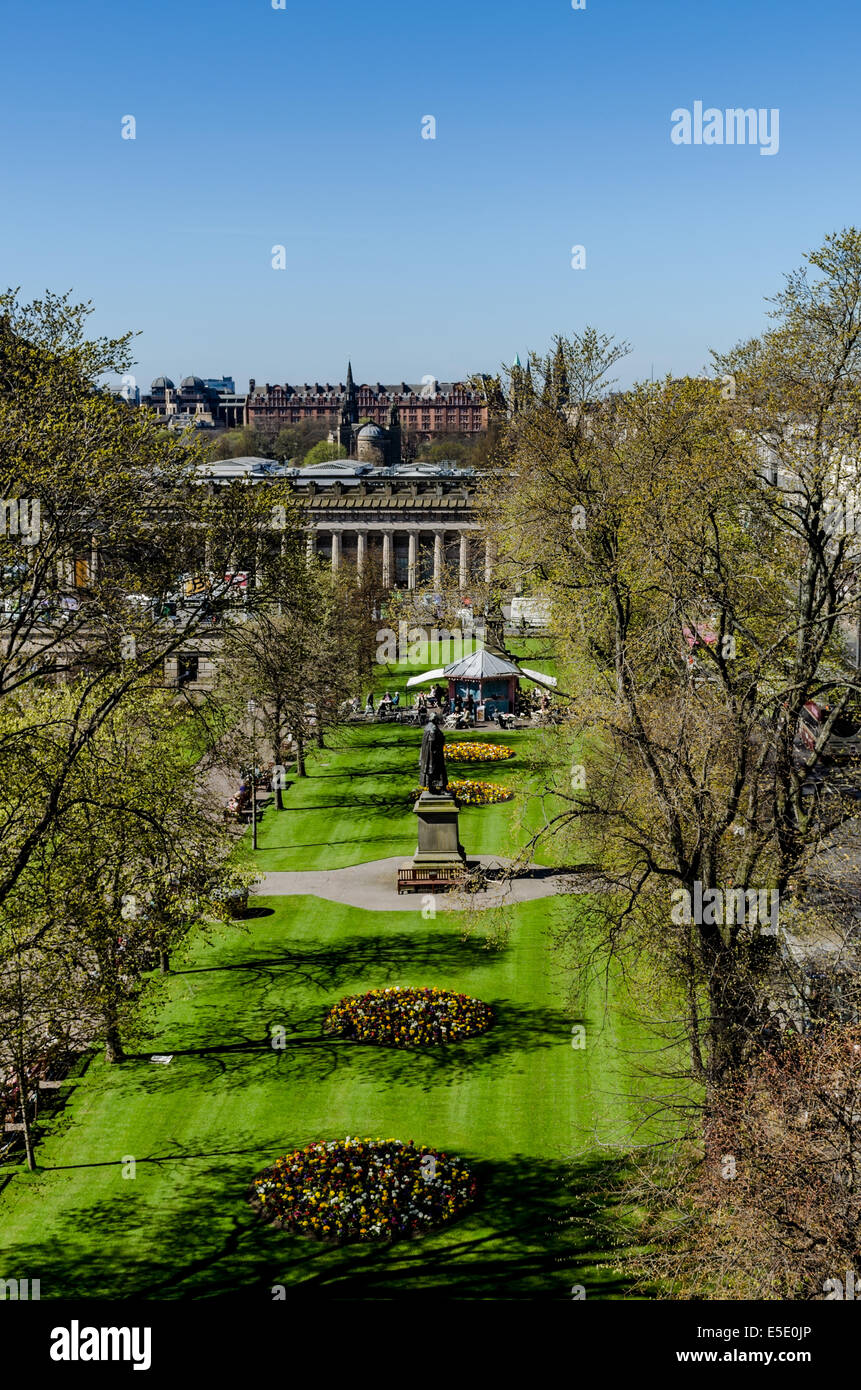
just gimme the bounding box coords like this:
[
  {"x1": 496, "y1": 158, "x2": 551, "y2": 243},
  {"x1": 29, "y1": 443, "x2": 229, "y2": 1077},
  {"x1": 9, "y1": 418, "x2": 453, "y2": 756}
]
[
  {"x1": 251, "y1": 1137, "x2": 478, "y2": 1243},
  {"x1": 446, "y1": 742, "x2": 515, "y2": 763},
  {"x1": 412, "y1": 779, "x2": 513, "y2": 806},
  {"x1": 323, "y1": 985, "x2": 494, "y2": 1046},
  {"x1": 450, "y1": 778, "x2": 513, "y2": 806}
]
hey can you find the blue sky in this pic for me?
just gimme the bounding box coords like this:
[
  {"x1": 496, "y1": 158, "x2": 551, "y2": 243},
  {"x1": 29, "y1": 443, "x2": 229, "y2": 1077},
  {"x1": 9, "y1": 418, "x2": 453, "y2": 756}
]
[{"x1": 3, "y1": 0, "x2": 859, "y2": 392}]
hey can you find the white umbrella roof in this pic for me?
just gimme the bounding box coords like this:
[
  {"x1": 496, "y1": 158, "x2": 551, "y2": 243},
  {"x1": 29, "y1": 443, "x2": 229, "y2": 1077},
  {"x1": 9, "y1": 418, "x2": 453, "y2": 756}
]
[
  {"x1": 520, "y1": 666, "x2": 557, "y2": 689},
  {"x1": 406, "y1": 655, "x2": 557, "y2": 690},
  {"x1": 406, "y1": 667, "x2": 446, "y2": 688}
]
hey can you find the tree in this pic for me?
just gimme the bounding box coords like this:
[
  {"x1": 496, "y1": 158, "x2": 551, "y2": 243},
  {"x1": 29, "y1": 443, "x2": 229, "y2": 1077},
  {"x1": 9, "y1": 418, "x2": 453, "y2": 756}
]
[
  {"x1": 207, "y1": 427, "x2": 276, "y2": 460},
  {"x1": 0, "y1": 682, "x2": 251, "y2": 1065},
  {"x1": 0, "y1": 289, "x2": 304, "y2": 916},
  {"x1": 273, "y1": 421, "x2": 329, "y2": 462},
  {"x1": 620, "y1": 1014, "x2": 861, "y2": 1299},
  {"x1": 302, "y1": 440, "x2": 347, "y2": 467},
  {"x1": 0, "y1": 915, "x2": 86, "y2": 1170},
  {"x1": 486, "y1": 236, "x2": 861, "y2": 1090},
  {"x1": 216, "y1": 563, "x2": 358, "y2": 790}
]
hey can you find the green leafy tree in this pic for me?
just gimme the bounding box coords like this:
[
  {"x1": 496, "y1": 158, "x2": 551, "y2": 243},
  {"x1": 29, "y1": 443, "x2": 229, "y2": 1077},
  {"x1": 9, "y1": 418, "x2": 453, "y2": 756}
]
[{"x1": 302, "y1": 440, "x2": 347, "y2": 466}]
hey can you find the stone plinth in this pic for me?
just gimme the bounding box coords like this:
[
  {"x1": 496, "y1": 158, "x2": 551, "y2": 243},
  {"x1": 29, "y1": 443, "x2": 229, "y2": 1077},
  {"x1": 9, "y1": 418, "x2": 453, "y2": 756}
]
[{"x1": 413, "y1": 791, "x2": 467, "y2": 866}]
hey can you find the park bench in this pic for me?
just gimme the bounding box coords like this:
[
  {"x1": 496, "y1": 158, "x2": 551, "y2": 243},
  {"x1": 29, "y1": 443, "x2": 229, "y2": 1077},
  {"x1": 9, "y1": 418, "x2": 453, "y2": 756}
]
[{"x1": 397, "y1": 866, "x2": 469, "y2": 894}]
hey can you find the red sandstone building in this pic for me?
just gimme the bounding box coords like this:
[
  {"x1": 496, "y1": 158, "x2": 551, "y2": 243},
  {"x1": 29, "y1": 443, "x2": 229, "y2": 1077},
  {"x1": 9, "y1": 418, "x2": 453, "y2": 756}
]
[{"x1": 246, "y1": 363, "x2": 488, "y2": 441}]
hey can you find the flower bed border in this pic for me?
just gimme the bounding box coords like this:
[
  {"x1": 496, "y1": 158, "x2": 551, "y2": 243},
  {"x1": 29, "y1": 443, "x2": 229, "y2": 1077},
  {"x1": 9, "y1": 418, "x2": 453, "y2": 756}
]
[
  {"x1": 446, "y1": 742, "x2": 516, "y2": 763},
  {"x1": 323, "y1": 985, "x2": 495, "y2": 1047},
  {"x1": 250, "y1": 1137, "x2": 479, "y2": 1244}
]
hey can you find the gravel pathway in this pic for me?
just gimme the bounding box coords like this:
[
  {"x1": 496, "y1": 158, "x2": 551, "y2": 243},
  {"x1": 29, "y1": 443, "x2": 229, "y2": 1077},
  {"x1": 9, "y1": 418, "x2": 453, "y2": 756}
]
[{"x1": 254, "y1": 855, "x2": 601, "y2": 913}]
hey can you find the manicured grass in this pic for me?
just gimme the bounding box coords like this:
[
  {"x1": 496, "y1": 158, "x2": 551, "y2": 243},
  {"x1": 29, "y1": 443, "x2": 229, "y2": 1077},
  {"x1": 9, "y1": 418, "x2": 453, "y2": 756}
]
[
  {"x1": 0, "y1": 716, "x2": 665, "y2": 1300},
  {"x1": 253, "y1": 722, "x2": 575, "y2": 873},
  {"x1": 0, "y1": 891, "x2": 656, "y2": 1299}
]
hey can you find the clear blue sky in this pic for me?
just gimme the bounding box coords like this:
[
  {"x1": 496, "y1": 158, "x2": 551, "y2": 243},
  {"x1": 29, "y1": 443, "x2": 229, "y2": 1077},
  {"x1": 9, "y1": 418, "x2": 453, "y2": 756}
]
[{"x1": 3, "y1": 0, "x2": 859, "y2": 393}]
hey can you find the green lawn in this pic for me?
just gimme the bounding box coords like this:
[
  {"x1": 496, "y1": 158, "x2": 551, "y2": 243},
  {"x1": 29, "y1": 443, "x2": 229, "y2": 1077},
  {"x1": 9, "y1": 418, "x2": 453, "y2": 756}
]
[
  {"x1": 0, "y1": 719, "x2": 665, "y2": 1300},
  {"x1": 255, "y1": 722, "x2": 577, "y2": 873}
]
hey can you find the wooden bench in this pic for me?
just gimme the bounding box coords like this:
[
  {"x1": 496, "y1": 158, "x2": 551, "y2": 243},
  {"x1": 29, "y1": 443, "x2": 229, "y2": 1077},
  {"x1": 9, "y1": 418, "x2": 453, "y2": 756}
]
[{"x1": 397, "y1": 866, "x2": 469, "y2": 894}]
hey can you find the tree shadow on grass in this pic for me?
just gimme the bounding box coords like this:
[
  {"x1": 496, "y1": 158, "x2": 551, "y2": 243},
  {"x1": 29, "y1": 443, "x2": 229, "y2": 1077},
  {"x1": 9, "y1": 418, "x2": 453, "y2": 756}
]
[
  {"x1": 254, "y1": 834, "x2": 411, "y2": 858},
  {"x1": 270, "y1": 791, "x2": 414, "y2": 814},
  {"x1": 0, "y1": 1151, "x2": 633, "y2": 1301},
  {"x1": 173, "y1": 930, "x2": 501, "y2": 993},
  {"x1": 114, "y1": 999, "x2": 586, "y2": 1096}
]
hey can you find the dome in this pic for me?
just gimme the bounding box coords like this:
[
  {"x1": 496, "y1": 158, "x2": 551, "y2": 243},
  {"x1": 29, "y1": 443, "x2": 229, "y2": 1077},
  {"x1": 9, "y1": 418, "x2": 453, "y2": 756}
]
[
  {"x1": 181, "y1": 375, "x2": 205, "y2": 390},
  {"x1": 358, "y1": 423, "x2": 383, "y2": 438},
  {"x1": 151, "y1": 376, "x2": 175, "y2": 389}
]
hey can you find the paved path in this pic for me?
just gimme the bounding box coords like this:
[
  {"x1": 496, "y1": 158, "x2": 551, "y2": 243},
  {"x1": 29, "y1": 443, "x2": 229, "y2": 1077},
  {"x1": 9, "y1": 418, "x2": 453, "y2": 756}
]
[{"x1": 255, "y1": 855, "x2": 601, "y2": 913}]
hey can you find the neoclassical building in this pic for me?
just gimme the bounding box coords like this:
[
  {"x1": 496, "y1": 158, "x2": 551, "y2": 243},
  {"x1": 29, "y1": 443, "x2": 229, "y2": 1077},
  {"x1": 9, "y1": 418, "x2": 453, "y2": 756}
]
[
  {"x1": 196, "y1": 365, "x2": 490, "y2": 590},
  {"x1": 197, "y1": 454, "x2": 488, "y2": 591},
  {"x1": 296, "y1": 457, "x2": 488, "y2": 589}
]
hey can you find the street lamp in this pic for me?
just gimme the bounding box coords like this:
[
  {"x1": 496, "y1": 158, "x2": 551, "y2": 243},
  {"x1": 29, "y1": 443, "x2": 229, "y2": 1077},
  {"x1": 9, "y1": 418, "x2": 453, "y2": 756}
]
[{"x1": 247, "y1": 698, "x2": 259, "y2": 851}]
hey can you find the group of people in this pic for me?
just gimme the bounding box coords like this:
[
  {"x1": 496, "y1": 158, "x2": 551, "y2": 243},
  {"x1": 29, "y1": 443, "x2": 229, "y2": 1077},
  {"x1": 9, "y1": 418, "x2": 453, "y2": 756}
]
[
  {"x1": 252, "y1": 1137, "x2": 479, "y2": 1244},
  {"x1": 347, "y1": 692, "x2": 401, "y2": 717},
  {"x1": 323, "y1": 985, "x2": 494, "y2": 1048},
  {"x1": 346, "y1": 684, "x2": 555, "y2": 727}
]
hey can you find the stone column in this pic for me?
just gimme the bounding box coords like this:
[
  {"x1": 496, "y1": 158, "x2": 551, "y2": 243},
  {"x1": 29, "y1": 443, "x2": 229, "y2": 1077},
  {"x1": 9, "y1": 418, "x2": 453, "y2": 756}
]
[
  {"x1": 459, "y1": 532, "x2": 469, "y2": 587},
  {"x1": 408, "y1": 531, "x2": 418, "y2": 590},
  {"x1": 433, "y1": 531, "x2": 444, "y2": 589},
  {"x1": 305, "y1": 530, "x2": 315, "y2": 565},
  {"x1": 382, "y1": 531, "x2": 393, "y2": 588},
  {"x1": 331, "y1": 530, "x2": 341, "y2": 574},
  {"x1": 357, "y1": 530, "x2": 367, "y2": 577}
]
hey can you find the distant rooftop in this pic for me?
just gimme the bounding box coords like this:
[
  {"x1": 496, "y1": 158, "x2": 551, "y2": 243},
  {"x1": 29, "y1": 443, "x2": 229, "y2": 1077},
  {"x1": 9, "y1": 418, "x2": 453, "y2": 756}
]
[{"x1": 194, "y1": 456, "x2": 473, "y2": 485}]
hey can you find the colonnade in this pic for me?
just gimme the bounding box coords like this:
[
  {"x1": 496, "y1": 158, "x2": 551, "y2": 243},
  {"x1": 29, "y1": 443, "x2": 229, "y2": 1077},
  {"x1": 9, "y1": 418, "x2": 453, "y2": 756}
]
[{"x1": 306, "y1": 526, "x2": 493, "y2": 589}]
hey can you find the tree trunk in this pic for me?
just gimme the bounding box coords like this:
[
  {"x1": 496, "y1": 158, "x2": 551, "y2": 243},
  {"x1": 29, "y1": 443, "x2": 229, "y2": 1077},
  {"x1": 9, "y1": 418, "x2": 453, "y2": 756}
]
[
  {"x1": 104, "y1": 1019, "x2": 125, "y2": 1063},
  {"x1": 296, "y1": 731, "x2": 306, "y2": 777},
  {"x1": 704, "y1": 936, "x2": 765, "y2": 1085},
  {"x1": 274, "y1": 702, "x2": 285, "y2": 809},
  {"x1": 14, "y1": 1060, "x2": 36, "y2": 1172},
  {"x1": 159, "y1": 950, "x2": 170, "y2": 974}
]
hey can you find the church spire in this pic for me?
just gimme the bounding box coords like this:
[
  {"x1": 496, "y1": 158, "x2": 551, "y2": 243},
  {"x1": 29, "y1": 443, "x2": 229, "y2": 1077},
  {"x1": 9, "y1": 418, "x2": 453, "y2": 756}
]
[{"x1": 344, "y1": 360, "x2": 358, "y2": 424}]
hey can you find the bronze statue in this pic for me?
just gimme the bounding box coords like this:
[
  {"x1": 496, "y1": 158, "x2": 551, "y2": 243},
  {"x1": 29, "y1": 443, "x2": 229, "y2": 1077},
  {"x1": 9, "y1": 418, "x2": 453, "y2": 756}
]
[{"x1": 419, "y1": 713, "x2": 448, "y2": 793}]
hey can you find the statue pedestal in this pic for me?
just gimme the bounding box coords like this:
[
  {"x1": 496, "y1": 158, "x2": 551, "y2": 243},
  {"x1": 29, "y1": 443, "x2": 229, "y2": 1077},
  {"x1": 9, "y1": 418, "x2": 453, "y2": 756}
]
[{"x1": 413, "y1": 791, "x2": 467, "y2": 866}]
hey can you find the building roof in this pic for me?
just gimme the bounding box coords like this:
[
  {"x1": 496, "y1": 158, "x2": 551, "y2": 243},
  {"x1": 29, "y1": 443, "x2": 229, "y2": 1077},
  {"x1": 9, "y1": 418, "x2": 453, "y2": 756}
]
[
  {"x1": 288, "y1": 460, "x2": 473, "y2": 482},
  {"x1": 152, "y1": 376, "x2": 175, "y2": 389},
  {"x1": 195, "y1": 456, "x2": 290, "y2": 482},
  {"x1": 248, "y1": 380, "x2": 482, "y2": 401},
  {"x1": 443, "y1": 650, "x2": 522, "y2": 680}
]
